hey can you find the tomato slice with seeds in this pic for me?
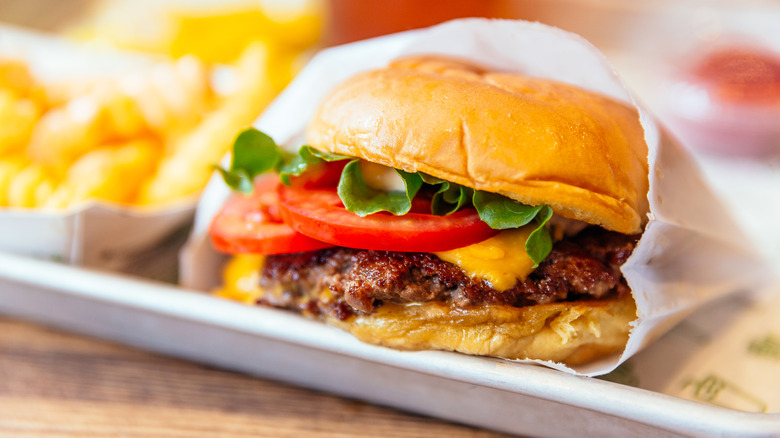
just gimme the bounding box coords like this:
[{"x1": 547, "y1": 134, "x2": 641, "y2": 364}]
[
  {"x1": 276, "y1": 183, "x2": 499, "y2": 252},
  {"x1": 209, "y1": 175, "x2": 334, "y2": 255}
]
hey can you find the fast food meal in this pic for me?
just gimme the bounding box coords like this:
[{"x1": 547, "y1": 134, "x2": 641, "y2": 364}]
[{"x1": 209, "y1": 55, "x2": 649, "y2": 365}]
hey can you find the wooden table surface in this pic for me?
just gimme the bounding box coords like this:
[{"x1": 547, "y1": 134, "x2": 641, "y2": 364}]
[{"x1": 0, "y1": 316, "x2": 514, "y2": 437}]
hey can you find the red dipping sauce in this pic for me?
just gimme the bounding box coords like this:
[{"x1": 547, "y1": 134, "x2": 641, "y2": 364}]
[
  {"x1": 688, "y1": 48, "x2": 780, "y2": 105},
  {"x1": 661, "y1": 45, "x2": 780, "y2": 156}
]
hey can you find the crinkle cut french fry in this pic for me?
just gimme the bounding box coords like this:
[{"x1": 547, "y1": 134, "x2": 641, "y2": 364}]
[
  {"x1": 45, "y1": 138, "x2": 160, "y2": 207},
  {"x1": 0, "y1": 90, "x2": 40, "y2": 156},
  {"x1": 0, "y1": 61, "x2": 36, "y2": 98},
  {"x1": 0, "y1": 158, "x2": 26, "y2": 207},
  {"x1": 99, "y1": 88, "x2": 149, "y2": 139},
  {"x1": 137, "y1": 111, "x2": 236, "y2": 204},
  {"x1": 119, "y1": 56, "x2": 211, "y2": 136},
  {"x1": 27, "y1": 96, "x2": 104, "y2": 165},
  {"x1": 6, "y1": 163, "x2": 56, "y2": 208},
  {"x1": 138, "y1": 43, "x2": 277, "y2": 205},
  {"x1": 47, "y1": 138, "x2": 160, "y2": 206}
]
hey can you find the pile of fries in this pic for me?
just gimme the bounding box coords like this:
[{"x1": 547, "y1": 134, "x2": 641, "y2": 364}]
[
  {"x1": 0, "y1": 47, "x2": 268, "y2": 210},
  {"x1": 0, "y1": 1, "x2": 322, "y2": 211}
]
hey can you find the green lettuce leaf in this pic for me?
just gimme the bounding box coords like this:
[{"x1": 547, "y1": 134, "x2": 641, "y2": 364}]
[
  {"x1": 214, "y1": 167, "x2": 253, "y2": 194},
  {"x1": 472, "y1": 191, "x2": 543, "y2": 229},
  {"x1": 472, "y1": 191, "x2": 553, "y2": 265},
  {"x1": 216, "y1": 128, "x2": 284, "y2": 193},
  {"x1": 216, "y1": 128, "x2": 352, "y2": 191},
  {"x1": 526, "y1": 205, "x2": 553, "y2": 266},
  {"x1": 337, "y1": 160, "x2": 423, "y2": 216},
  {"x1": 419, "y1": 173, "x2": 473, "y2": 215},
  {"x1": 278, "y1": 145, "x2": 351, "y2": 184}
]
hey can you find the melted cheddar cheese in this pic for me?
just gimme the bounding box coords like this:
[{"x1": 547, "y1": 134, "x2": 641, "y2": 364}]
[
  {"x1": 215, "y1": 254, "x2": 265, "y2": 303},
  {"x1": 434, "y1": 226, "x2": 536, "y2": 290}
]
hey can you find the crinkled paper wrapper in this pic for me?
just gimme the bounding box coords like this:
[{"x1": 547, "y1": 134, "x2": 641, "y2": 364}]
[
  {"x1": 0, "y1": 27, "x2": 194, "y2": 270},
  {"x1": 182, "y1": 19, "x2": 775, "y2": 376}
]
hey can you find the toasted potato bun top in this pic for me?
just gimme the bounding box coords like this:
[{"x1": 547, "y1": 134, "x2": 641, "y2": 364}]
[{"x1": 305, "y1": 55, "x2": 649, "y2": 234}]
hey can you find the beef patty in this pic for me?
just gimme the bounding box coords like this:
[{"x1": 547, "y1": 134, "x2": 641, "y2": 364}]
[{"x1": 258, "y1": 227, "x2": 639, "y2": 321}]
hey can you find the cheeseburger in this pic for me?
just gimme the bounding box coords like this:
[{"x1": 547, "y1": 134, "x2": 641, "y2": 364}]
[{"x1": 210, "y1": 56, "x2": 648, "y2": 365}]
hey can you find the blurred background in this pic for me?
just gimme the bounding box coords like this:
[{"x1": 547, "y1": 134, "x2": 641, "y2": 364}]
[
  {"x1": 0, "y1": 0, "x2": 779, "y2": 261},
  {"x1": 2, "y1": 0, "x2": 778, "y2": 156}
]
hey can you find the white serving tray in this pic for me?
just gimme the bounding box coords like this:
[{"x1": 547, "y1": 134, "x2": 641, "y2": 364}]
[{"x1": 1, "y1": 251, "x2": 778, "y2": 438}]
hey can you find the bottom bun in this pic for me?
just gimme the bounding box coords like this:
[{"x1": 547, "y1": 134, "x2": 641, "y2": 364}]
[{"x1": 327, "y1": 294, "x2": 637, "y2": 365}]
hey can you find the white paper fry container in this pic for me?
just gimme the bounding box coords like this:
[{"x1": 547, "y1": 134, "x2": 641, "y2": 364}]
[
  {"x1": 182, "y1": 18, "x2": 776, "y2": 376},
  {"x1": 0, "y1": 203, "x2": 193, "y2": 270},
  {"x1": 0, "y1": 27, "x2": 196, "y2": 270}
]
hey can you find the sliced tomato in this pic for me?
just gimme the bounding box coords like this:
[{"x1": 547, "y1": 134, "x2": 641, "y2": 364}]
[
  {"x1": 210, "y1": 175, "x2": 334, "y2": 255},
  {"x1": 295, "y1": 160, "x2": 348, "y2": 188},
  {"x1": 277, "y1": 184, "x2": 500, "y2": 252}
]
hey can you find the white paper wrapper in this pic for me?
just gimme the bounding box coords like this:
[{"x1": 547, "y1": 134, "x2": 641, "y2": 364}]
[
  {"x1": 182, "y1": 19, "x2": 776, "y2": 375},
  {"x1": 0, "y1": 27, "x2": 195, "y2": 270}
]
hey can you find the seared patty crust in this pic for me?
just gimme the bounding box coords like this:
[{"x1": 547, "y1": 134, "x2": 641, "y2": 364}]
[{"x1": 256, "y1": 227, "x2": 639, "y2": 321}]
